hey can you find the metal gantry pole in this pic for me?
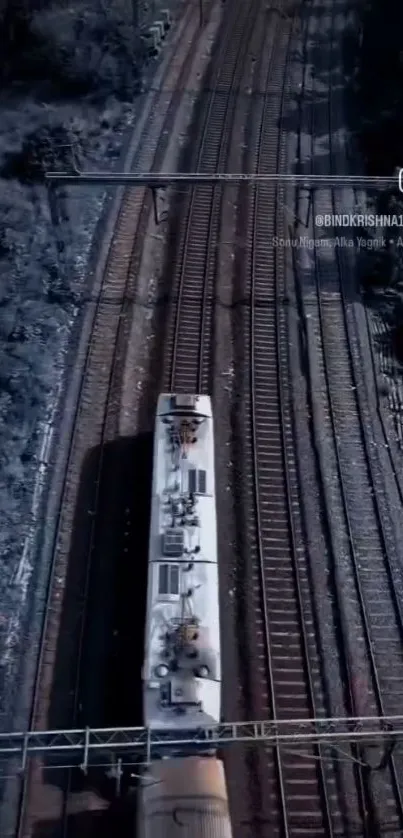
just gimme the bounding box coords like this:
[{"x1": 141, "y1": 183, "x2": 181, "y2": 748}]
[{"x1": 1, "y1": 717, "x2": 403, "y2": 771}]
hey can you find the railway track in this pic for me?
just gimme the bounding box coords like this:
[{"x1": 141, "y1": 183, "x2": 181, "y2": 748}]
[
  {"x1": 234, "y1": 2, "x2": 350, "y2": 835},
  {"x1": 164, "y1": 2, "x2": 263, "y2": 394},
  {"x1": 13, "y1": 6, "x2": 219, "y2": 836},
  {"x1": 294, "y1": 0, "x2": 403, "y2": 832},
  {"x1": 160, "y1": 0, "x2": 346, "y2": 832}
]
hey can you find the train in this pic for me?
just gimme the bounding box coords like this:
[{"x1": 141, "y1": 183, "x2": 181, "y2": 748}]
[
  {"x1": 139, "y1": 756, "x2": 233, "y2": 838},
  {"x1": 142, "y1": 393, "x2": 221, "y2": 741},
  {"x1": 140, "y1": 394, "x2": 233, "y2": 838}
]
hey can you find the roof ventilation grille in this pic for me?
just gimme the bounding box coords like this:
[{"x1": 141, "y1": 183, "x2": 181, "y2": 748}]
[{"x1": 162, "y1": 528, "x2": 185, "y2": 557}]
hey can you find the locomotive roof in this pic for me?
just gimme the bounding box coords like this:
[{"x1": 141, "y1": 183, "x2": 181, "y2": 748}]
[{"x1": 143, "y1": 394, "x2": 221, "y2": 731}]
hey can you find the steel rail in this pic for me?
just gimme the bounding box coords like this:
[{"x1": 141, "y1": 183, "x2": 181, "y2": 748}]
[
  {"x1": 337, "y1": 0, "x2": 403, "y2": 479},
  {"x1": 306, "y1": 0, "x2": 403, "y2": 831},
  {"x1": 166, "y1": 0, "x2": 260, "y2": 394},
  {"x1": 201, "y1": 9, "x2": 300, "y2": 830},
  {"x1": 339, "y1": 29, "x2": 403, "y2": 596},
  {"x1": 295, "y1": 1, "x2": 372, "y2": 833},
  {"x1": 326, "y1": 0, "x2": 403, "y2": 825},
  {"x1": 246, "y1": 13, "x2": 296, "y2": 834},
  {"x1": 314, "y1": 160, "x2": 403, "y2": 832},
  {"x1": 307, "y1": 102, "x2": 378, "y2": 838},
  {"x1": 325, "y1": 4, "x2": 403, "y2": 831},
  {"x1": 250, "y1": 29, "x2": 298, "y2": 838},
  {"x1": 326, "y1": 3, "x2": 403, "y2": 706},
  {"x1": 361, "y1": 302, "x2": 403, "y2": 498},
  {"x1": 246, "y1": 4, "x2": 341, "y2": 835},
  {"x1": 290, "y1": 5, "x2": 366, "y2": 834},
  {"x1": 290, "y1": 15, "x2": 372, "y2": 838},
  {"x1": 14, "y1": 6, "x2": 212, "y2": 836},
  {"x1": 1, "y1": 715, "x2": 403, "y2": 769}
]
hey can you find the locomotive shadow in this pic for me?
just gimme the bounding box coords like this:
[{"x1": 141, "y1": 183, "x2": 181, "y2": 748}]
[
  {"x1": 30, "y1": 793, "x2": 137, "y2": 838},
  {"x1": 35, "y1": 432, "x2": 153, "y2": 837}
]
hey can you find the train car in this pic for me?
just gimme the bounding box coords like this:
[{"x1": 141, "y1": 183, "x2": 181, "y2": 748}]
[
  {"x1": 138, "y1": 756, "x2": 233, "y2": 838},
  {"x1": 142, "y1": 393, "x2": 221, "y2": 744}
]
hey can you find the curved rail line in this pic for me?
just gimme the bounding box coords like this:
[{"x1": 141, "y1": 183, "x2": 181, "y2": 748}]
[
  {"x1": 240, "y1": 4, "x2": 348, "y2": 835},
  {"x1": 291, "y1": 5, "x2": 373, "y2": 834},
  {"x1": 164, "y1": 0, "x2": 262, "y2": 395},
  {"x1": 298, "y1": 0, "x2": 403, "y2": 832},
  {"x1": 291, "y1": 5, "x2": 373, "y2": 835},
  {"x1": 14, "y1": 6, "x2": 215, "y2": 836},
  {"x1": 330, "y1": 1, "x2": 403, "y2": 512},
  {"x1": 326, "y1": 0, "x2": 403, "y2": 824}
]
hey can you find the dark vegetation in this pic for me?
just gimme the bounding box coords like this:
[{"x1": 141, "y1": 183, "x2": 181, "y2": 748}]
[
  {"x1": 0, "y1": 0, "x2": 145, "y2": 184},
  {"x1": 1, "y1": 0, "x2": 143, "y2": 102},
  {"x1": 0, "y1": 0, "x2": 150, "y2": 685},
  {"x1": 355, "y1": 0, "x2": 403, "y2": 362},
  {"x1": 356, "y1": 0, "x2": 403, "y2": 177}
]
